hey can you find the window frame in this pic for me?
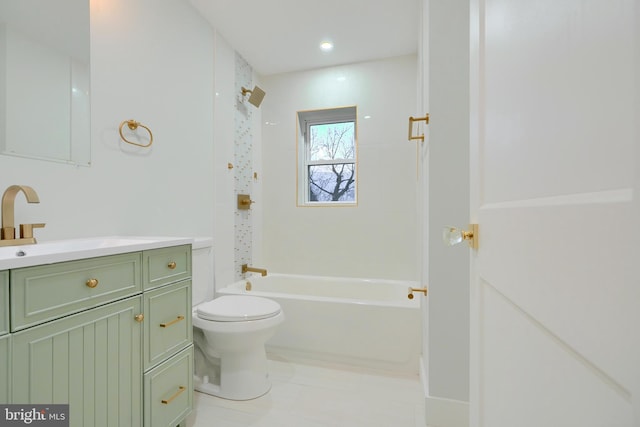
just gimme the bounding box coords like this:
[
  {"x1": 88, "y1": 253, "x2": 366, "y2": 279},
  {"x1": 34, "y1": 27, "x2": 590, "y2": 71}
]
[{"x1": 296, "y1": 106, "x2": 358, "y2": 206}]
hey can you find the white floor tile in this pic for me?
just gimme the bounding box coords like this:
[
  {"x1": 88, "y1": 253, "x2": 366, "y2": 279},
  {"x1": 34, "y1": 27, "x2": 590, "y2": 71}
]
[{"x1": 186, "y1": 357, "x2": 426, "y2": 427}]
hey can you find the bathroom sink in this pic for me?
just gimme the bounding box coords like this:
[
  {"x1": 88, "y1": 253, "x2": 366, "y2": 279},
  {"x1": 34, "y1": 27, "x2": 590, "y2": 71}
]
[{"x1": 0, "y1": 236, "x2": 193, "y2": 269}]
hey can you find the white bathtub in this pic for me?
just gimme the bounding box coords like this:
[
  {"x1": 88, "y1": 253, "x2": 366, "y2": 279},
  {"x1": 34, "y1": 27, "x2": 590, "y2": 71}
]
[{"x1": 217, "y1": 273, "x2": 421, "y2": 375}]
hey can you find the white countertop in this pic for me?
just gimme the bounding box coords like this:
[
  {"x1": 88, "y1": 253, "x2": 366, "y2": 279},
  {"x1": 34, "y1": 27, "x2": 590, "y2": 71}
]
[{"x1": 0, "y1": 236, "x2": 194, "y2": 269}]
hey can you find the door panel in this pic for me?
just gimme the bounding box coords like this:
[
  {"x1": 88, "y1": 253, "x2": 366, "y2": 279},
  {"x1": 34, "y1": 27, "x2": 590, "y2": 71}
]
[
  {"x1": 481, "y1": 0, "x2": 635, "y2": 203},
  {"x1": 479, "y1": 201, "x2": 635, "y2": 388},
  {"x1": 470, "y1": 0, "x2": 639, "y2": 425},
  {"x1": 482, "y1": 281, "x2": 633, "y2": 425},
  {"x1": 11, "y1": 297, "x2": 143, "y2": 427}
]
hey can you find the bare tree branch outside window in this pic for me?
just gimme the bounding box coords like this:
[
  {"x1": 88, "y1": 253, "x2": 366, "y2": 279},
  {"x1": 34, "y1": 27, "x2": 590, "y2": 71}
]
[{"x1": 308, "y1": 122, "x2": 356, "y2": 202}]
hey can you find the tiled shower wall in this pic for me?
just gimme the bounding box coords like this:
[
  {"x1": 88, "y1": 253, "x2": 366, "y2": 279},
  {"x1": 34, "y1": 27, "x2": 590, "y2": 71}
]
[{"x1": 233, "y1": 53, "x2": 254, "y2": 278}]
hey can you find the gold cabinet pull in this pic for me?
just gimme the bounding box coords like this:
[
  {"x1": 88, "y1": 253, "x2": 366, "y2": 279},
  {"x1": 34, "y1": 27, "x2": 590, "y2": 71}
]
[
  {"x1": 167, "y1": 261, "x2": 177, "y2": 270},
  {"x1": 86, "y1": 278, "x2": 99, "y2": 288},
  {"x1": 161, "y1": 386, "x2": 186, "y2": 404},
  {"x1": 134, "y1": 313, "x2": 144, "y2": 322},
  {"x1": 160, "y1": 315, "x2": 185, "y2": 328}
]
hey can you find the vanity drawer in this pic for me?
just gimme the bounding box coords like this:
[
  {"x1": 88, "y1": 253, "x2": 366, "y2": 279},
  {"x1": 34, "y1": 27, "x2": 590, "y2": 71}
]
[
  {"x1": 143, "y1": 245, "x2": 191, "y2": 290},
  {"x1": 143, "y1": 279, "x2": 192, "y2": 370},
  {"x1": 11, "y1": 252, "x2": 142, "y2": 331},
  {"x1": 0, "y1": 271, "x2": 8, "y2": 335},
  {"x1": 144, "y1": 345, "x2": 193, "y2": 427}
]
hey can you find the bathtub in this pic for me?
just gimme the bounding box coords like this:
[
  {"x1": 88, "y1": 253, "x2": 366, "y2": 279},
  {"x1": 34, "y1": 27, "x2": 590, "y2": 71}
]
[{"x1": 217, "y1": 273, "x2": 421, "y2": 375}]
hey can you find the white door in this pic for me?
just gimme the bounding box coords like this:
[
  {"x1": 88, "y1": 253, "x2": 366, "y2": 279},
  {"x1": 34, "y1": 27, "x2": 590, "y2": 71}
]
[{"x1": 469, "y1": 1, "x2": 640, "y2": 426}]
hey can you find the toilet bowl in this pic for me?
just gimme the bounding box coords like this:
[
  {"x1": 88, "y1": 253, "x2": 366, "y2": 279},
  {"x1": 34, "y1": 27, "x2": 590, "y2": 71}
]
[{"x1": 192, "y1": 294, "x2": 284, "y2": 400}]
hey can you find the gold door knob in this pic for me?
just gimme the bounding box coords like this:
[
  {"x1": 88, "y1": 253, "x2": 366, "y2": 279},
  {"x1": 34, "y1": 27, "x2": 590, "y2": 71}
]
[
  {"x1": 134, "y1": 314, "x2": 144, "y2": 322},
  {"x1": 167, "y1": 261, "x2": 177, "y2": 270},
  {"x1": 86, "y1": 278, "x2": 99, "y2": 288}
]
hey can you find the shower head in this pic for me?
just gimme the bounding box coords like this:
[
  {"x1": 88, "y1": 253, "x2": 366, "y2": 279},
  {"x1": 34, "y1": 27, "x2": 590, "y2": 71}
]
[{"x1": 241, "y1": 85, "x2": 266, "y2": 108}]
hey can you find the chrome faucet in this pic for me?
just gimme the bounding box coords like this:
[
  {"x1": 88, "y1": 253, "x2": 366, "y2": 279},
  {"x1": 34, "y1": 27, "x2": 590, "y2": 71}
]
[
  {"x1": 0, "y1": 185, "x2": 45, "y2": 246},
  {"x1": 241, "y1": 264, "x2": 267, "y2": 276}
]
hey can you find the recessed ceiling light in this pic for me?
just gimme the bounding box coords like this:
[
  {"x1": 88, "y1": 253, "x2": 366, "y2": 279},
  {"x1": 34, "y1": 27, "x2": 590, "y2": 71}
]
[{"x1": 320, "y1": 41, "x2": 334, "y2": 52}]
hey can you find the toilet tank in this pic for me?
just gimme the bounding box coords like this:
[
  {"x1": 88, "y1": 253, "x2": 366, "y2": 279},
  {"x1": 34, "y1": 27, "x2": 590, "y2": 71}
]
[{"x1": 192, "y1": 237, "x2": 214, "y2": 305}]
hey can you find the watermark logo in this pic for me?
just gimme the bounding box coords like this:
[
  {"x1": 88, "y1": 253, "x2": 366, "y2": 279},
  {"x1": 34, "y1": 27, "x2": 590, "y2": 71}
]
[{"x1": 0, "y1": 405, "x2": 68, "y2": 426}]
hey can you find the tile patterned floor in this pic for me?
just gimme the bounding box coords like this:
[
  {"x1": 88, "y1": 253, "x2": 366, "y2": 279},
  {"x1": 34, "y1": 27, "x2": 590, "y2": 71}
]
[{"x1": 186, "y1": 354, "x2": 426, "y2": 427}]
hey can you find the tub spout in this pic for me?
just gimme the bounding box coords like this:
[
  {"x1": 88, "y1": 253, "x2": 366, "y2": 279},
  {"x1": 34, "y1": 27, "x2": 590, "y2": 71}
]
[{"x1": 241, "y1": 264, "x2": 267, "y2": 276}]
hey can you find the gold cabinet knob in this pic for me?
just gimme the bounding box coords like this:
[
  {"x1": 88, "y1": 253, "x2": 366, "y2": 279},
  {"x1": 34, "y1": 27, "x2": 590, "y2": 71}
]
[
  {"x1": 86, "y1": 278, "x2": 99, "y2": 288},
  {"x1": 167, "y1": 261, "x2": 177, "y2": 270},
  {"x1": 134, "y1": 314, "x2": 144, "y2": 322}
]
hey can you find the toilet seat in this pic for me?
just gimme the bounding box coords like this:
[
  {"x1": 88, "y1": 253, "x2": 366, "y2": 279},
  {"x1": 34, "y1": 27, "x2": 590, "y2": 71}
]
[{"x1": 197, "y1": 295, "x2": 281, "y2": 322}]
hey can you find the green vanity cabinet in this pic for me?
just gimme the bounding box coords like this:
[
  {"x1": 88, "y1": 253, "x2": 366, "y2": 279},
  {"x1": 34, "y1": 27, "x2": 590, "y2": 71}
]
[
  {"x1": 11, "y1": 296, "x2": 143, "y2": 426},
  {"x1": 144, "y1": 346, "x2": 193, "y2": 427},
  {"x1": 0, "y1": 335, "x2": 9, "y2": 403},
  {"x1": 4, "y1": 242, "x2": 194, "y2": 426},
  {"x1": 0, "y1": 271, "x2": 9, "y2": 403},
  {"x1": 0, "y1": 270, "x2": 8, "y2": 335},
  {"x1": 143, "y1": 245, "x2": 191, "y2": 290},
  {"x1": 143, "y1": 279, "x2": 192, "y2": 370},
  {"x1": 10, "y1": 252, "x2": 142, "y2": 331},
  {"x1": 142, "y1": 245, "x2": 193, "y2": 427}
]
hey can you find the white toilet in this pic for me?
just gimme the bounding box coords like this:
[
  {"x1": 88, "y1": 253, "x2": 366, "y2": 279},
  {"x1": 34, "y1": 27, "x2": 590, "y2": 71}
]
[{"x1": 191, "y1": 240, "x2": 284, "y2": 400}]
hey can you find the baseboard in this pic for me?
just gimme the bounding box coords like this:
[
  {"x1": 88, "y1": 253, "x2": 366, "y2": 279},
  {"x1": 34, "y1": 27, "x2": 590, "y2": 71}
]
[
  {"x1": 418, "y1": 356, "x2": 469, "y2": 427},
  {"x1": 266, "y1": 346, "x2": 420, "y2": 377},
  {"x1": 425, "y1": 395, "x2": 469, "y2": 427}
]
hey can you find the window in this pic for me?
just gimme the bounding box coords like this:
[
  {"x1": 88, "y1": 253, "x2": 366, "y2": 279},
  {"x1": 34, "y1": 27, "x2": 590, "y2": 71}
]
[{"x1": 297, "y1": 106, "x2": 357, "y2": 205}]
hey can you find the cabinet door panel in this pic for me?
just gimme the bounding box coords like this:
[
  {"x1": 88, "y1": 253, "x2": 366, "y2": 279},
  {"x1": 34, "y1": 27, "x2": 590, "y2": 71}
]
[
  {"x1": 144, "y1": 280, "x2": 192, "y2": 370},
  {"x1": 0, "y1": 335, "x2": 9, "y2": 403},
  {"x1": 0, "y1": 271, "x2": 8, "y2": 335},
  {"x1": 12, "y1": 296, "x2": 143, "y2": 427}
]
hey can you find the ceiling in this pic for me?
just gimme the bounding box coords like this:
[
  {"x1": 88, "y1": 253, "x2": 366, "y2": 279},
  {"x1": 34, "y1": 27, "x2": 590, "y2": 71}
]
[{"x1": 188, "y1": 0, "x2": 420, "y2": 76}]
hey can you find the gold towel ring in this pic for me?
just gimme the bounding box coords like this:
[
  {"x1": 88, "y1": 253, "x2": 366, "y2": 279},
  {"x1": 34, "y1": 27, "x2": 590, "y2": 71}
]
[{"x1": 119, "y1": 119, "x2": 153, "y2": 148}]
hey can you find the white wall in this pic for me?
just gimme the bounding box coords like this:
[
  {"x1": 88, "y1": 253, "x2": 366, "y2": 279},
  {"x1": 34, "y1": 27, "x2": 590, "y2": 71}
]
[
  {"x1": 260, "y1": 55, "x2": 419, "y2": 280},
  {"x1": 212, "y1": 32, "x2": 236, "y2": 290},
  {"x1": 421, "y1": 0, "x2": 471, "y2": 425},
  {"x1": 0, "y1": 0, "x2": 215, "y2": 241}
]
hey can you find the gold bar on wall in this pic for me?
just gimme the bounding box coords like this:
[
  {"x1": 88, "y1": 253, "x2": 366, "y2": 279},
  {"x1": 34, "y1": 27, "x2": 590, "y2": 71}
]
[{"x1": 408, "y1": 114, "x2": 429, "y2": 142}]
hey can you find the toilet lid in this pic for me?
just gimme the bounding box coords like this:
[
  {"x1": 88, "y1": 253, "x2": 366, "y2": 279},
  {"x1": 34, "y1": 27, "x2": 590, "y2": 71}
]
[{"x1": 197, "y1": 295, "x2": 281, "y2": 322}]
